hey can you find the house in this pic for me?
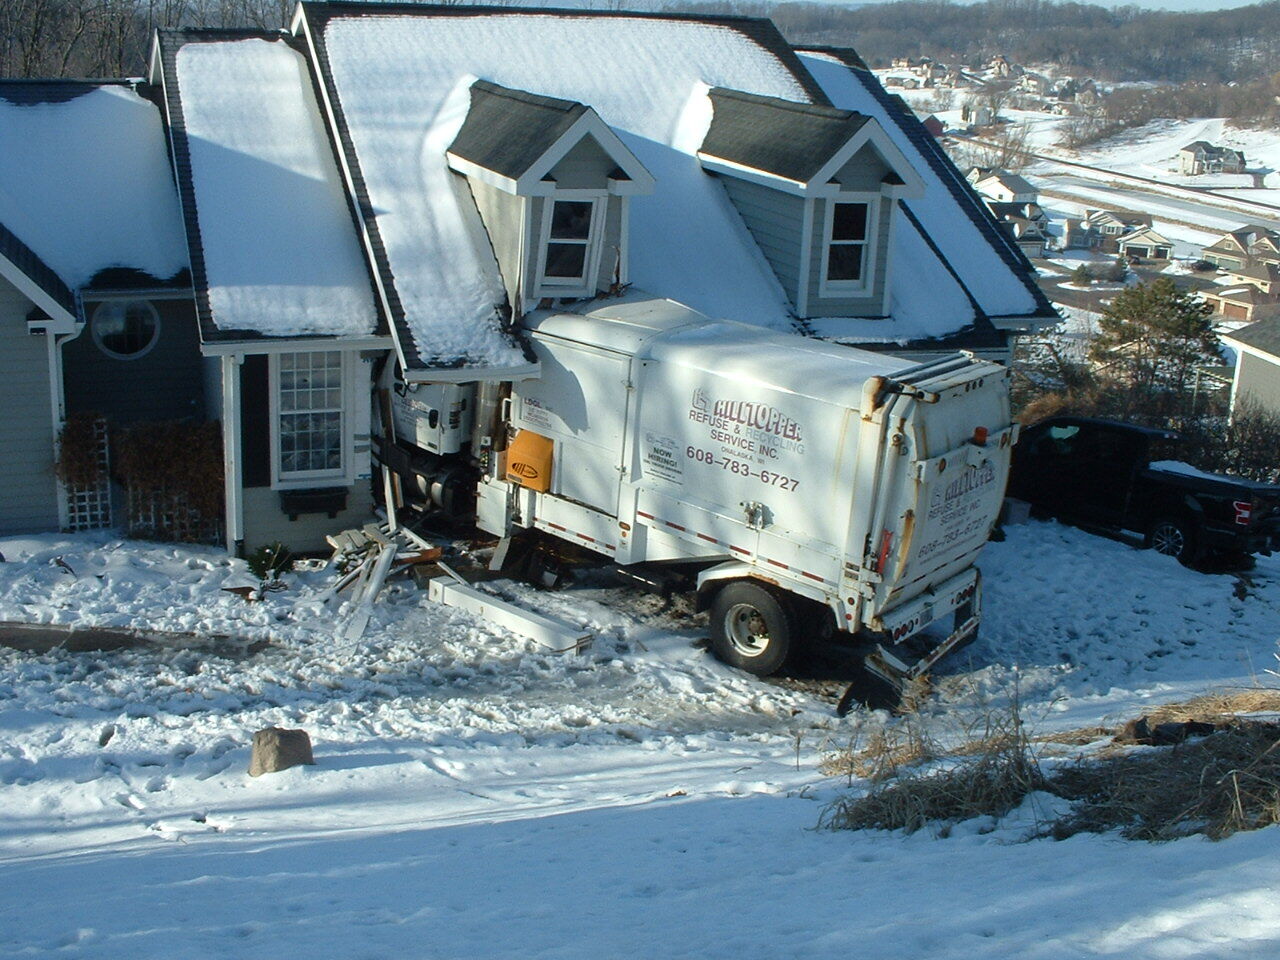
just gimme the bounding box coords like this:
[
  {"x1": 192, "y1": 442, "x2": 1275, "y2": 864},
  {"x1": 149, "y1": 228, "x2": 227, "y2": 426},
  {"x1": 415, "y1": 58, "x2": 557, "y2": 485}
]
[
  {"x1": 995, "y1": 215, "x2": 1048, "y2": 258},
  {"x1": 1227, "y1": 261, "x2": 1280, "y2": 295},
  {"x1": 1116, "y1": 227, "x2": 1172, "y2": 260},
  {"x1": 1178, "y1": 141, "x2": 1246, "y2": 176},
  {"x1": 1220, "y1": 317, "x2": 1280, "y2": 418},
  {"x1": 0, "y1": 5, "x2": 1055, "y2": 551},
  {"x1": 922, "y1": 114, "x2": 944, "y2": 137},
  {"x1": 961, "y1": 102, "x2": 994, "y2": 127},
  {"x1": 968, "y1": 169, "x2": 1038, "y2": 204},
  {"x1": 1201, "y1": 285, "x2": 1280, "y2": 324},
  {"x1": 1200, "y1": 225, "x2": 1278, "y2": 270},
  {"x1": 1018, "y1": 73, "x2": 1049, "y2": 97}
]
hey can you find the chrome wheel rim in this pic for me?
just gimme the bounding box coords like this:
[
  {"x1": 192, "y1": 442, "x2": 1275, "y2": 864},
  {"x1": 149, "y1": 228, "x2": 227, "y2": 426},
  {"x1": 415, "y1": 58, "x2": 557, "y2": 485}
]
[
  {"x1": 1151, "y1": 523, "x2": 1185, "y2": 557},
  {"x1": 725, "y1": 603, "x2": 770, "y2": 657}
]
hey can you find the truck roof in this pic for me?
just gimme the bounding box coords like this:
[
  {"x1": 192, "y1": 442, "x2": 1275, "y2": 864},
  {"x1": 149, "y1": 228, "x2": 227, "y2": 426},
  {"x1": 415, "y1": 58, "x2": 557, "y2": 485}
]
[{"x1": 525, "y1": 291, "x2": 915, "y2": 405}]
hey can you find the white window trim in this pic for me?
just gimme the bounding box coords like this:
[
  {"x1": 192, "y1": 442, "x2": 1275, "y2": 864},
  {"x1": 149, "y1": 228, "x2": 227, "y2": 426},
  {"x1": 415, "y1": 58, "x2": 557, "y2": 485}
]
[
  {"x1": 268, "y1": 350, "x2": 357, "y2": 490},
  {"x1": 819, "y1": 195, "x2": 880, "y2": 298},
  {"x1": 534, "y1": 194, "x2": 607, "y2": 299}
]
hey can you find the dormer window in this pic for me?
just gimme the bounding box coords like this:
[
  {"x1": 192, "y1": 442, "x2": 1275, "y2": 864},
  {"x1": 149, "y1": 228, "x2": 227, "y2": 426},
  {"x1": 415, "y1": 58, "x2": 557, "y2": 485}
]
[
  {"x1": 539, "y1": 198, "x2": 602, "y2": 291},
  {"x1": 824, "y1": 201, "x2": 871, "y2": 289}
]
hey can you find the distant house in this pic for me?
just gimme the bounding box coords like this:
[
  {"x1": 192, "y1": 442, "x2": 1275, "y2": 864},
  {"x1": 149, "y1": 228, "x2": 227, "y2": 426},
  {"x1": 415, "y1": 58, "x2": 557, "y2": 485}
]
[
  {"x1": 900, "y1": 77, "x2": 922, "y2": 90},
  {"x1": 1116, "y1": 227, "x2": 1172, "y2": 260},
  {"x1": 1250, "y1": 233, "x2": 1280, "y2": 266},
  {"x1": 1220, "y1": 318, "x2": 1280, "y2": 418},
  {"x1": 995, "y1": 216, "x2": 1048, "y2": 259},
  {"x1": 1178, "y1": 141, "x2": 1246, "y2": 176},
  {"x1": 960, "y1": 102, "x2": 994, "y2": 127},
  {"x1": 1202, "y1": 284, "x2": 1279, "y2": 324},
  {"x1": 1063, "y1": 208, "x2": 1151, "y2": 251},
  {"x1": 1201, "y1": 225, "x2": 1278, "y2": 270},
  {"x1": 1227, "y1": 262, "x2": 1280, "y2": 295},
  {"x1": 0, "y1": 5, "x2": 1057, "y2": 546},
  {"x1": 968, "y1": 169, "x2": 1037, "y2": 204},
  {"x1": 922, "y1": 114, "x2": 944, "y2": 137},
  {"x1": 1018, "y1": 73, "x2": 1049, "y2": 96}
]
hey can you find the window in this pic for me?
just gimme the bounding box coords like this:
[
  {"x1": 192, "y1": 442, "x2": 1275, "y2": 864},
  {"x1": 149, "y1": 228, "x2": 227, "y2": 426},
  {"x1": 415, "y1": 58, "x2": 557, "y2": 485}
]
[
  {"x1": 537, "y1": 198, "x2": 602, "y2": 294},
  {"x1": 276, "y1": 351, "x2": 344, "y2": 481},
  {"x1": 822, "y1": 201, "x2": 871, "y2": 292},
  {"x1": 91, "y1": 300, "x2": 160, "y2": 360}
]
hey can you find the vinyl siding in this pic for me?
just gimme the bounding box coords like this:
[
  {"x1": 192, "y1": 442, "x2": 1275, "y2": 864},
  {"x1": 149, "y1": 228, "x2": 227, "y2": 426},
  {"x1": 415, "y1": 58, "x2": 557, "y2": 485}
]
[
  {"x1": 806, "y1": 196, "x2": 892, "y2": 317},
  {"x1": 0, "y1": 275, "x2": 59, "y2": 534},
  {"x1": 719, "y1": 177, "x2": 804, "y2": 306},
  {"x1": 241, "y1": 481, "x2": 374, "y2": 553},
  {"x1": 1237, "y1": 352, "x2": 1280, "y2": 417},
  {"x1": 63, "y1": 297, "x2": 204, "y2": 424}
]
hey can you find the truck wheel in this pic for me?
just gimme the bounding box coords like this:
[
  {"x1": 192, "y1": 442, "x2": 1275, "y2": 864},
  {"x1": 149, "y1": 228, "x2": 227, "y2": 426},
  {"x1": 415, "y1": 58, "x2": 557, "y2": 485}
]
[
  {"x1": 1147, "y1": 517, "x2": 1198, "y2": 566},
  {"x1": 709, "y1": 581, "x2": 794, "y2": 676}
]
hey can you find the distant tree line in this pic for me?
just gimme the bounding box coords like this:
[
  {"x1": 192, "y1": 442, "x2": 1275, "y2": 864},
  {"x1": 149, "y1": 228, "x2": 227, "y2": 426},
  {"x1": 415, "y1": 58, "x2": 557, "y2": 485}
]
[
  {"x1": 670, "y1": 0, "x2": 1280, "y2": 85},
  {"x1": 1, "y1": 0, "x2": 290, "y2": 77}
]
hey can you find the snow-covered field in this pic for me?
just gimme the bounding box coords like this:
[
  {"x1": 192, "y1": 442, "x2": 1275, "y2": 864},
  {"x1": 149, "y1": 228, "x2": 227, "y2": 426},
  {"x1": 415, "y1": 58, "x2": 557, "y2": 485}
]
[{"x1": 1, "y1": 526, "x2": 1278, "y2": 958}]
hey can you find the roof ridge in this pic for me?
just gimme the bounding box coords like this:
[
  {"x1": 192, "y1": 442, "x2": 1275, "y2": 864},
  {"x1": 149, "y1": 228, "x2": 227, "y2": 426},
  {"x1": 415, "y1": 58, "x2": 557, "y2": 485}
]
[
  {"x1": 709, "y1": 86, "x2": 854, "y2": 121},
  {"x1": 471, "y1": 78, "x2": 583, "y2": 114}
]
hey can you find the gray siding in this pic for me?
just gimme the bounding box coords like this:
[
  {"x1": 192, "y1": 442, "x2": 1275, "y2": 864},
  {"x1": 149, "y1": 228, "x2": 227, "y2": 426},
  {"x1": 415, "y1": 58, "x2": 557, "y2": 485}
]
[
  {"x1": 64, "y1": 296, "x2": 204, "y2": 424},
  {"x1": 806, "y1": 196, "x2": 893, "y2": 317},
  {"x1": 719, "y1": 177, "x2": 805, "y2": 307},
  {"x1": 1237, "y1": 351, "x2": 1280, "y2": 417},
  {"x1": 0, "y1": 275, "x2": 59, "y2": 534},
  {"x1": 833, "y1": 144, "x2": 892, "y2": 192},
  {"x1": 548, "y1": 135, "x2": 615, "y2": 189},
  {"x1": 241, "y1": 482, "x2": 374, "y2": 554},
  {"x1": 597, "y1": 197, "x2": 624, "y2": 292},
  {"x1": 470, "y1": 177, "x2": 527, "y2": 314}
]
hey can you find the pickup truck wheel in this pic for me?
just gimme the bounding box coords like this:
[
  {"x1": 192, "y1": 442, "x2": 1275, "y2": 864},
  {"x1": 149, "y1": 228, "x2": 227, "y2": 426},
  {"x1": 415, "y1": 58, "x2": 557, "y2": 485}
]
[
  {"x1": 709, "y1": 581, "x2": 794, "y2": 676},
  {"x1": 1148, "y1": 517, "x2": 1198, "y2": 565}
]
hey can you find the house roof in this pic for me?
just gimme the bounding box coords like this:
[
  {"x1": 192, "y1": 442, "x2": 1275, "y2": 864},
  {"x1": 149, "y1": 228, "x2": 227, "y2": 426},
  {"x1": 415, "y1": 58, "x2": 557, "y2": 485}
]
[
  {"x1": 975, "y1": 170, "x2": 1036, "y2": 196},
  {"x1": 298, "y1": 3, "x2": 838, "y2": 371},
  {"x1": 1207, "y1": 284, "x2": 1275, "y2": 307},
  {"x1": 1232, "y1": 262, "x2": 1280, "y2": 284},
  {"x1": 448, "y1": 80, "x2": 588, "y2": 182},
  {"x1": 699, "y1": 88, "x2": 870, "y2": 184},
  {"x1": 154, "y1": 30, "x2": 381, "y2": 344},
  {"x1": 0, "y1": 79, "x2": 188, "y2": 313},
  {"x1": 798, "y1": 48, "x2": 1056, "y2": 329},
  {"x1": 1117, "y1": 226, "x2": 1170, "y2": 246},
  {"x1": 1222, "y1": 316, "x2": 1280, "y2": 359}
]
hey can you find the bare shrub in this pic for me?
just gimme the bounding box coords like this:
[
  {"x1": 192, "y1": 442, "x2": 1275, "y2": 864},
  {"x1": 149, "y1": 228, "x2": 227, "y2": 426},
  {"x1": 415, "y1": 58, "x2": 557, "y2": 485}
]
[{"x1": 820, "y1": 700, "x2": 1043, "y2": 834}]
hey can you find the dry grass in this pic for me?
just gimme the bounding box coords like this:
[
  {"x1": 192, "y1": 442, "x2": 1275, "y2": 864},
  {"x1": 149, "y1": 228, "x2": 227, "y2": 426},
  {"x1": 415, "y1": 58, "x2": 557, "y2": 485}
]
[
  {"x1": 821, "y1": 688, "x2": 1280, "y2": 842},
  {"x1": 1052, "y1": 721, "x2": 1280, "y2": 840},
  {"x1": 820, "y1": 702, "x2": 1044, "y2": 835}
]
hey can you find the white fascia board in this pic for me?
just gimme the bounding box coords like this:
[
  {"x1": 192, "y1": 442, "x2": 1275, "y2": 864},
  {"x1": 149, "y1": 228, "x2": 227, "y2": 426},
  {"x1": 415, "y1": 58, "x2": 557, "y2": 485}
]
[
  {"x1": 200, "y1": 335, "x2": 393, "y2": 356},
  {"x1": 1220, "y1": 336, "x2": 1280, "y2": 364},
  {"x1": 518, "y1": 112, "x2": 654, "y2": 195},
  {"x1": 0, "y1": 253, "x2": 77, "y2": 330},
  {"x1": 146, "y1": 32, "x2": 164, "y2": 86},
  {"x1": 446, "y1": 153, "x2": 520, "y2": 194},
  {"x1": 695, "y1": 154, "x2": 808, "y2": 195},
  {"x1": 403, "y1": 358, "x2": 541, "y2": 384},
  {"x1": 810, "y1": 121, "x2": 926, "y2": 199}
]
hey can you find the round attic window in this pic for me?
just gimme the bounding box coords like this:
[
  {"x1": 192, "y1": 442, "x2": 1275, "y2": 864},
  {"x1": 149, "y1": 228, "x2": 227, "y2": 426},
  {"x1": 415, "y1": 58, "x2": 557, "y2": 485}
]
[{"x1": 91, "y1": 301, "x2": 160, "y2": 360}]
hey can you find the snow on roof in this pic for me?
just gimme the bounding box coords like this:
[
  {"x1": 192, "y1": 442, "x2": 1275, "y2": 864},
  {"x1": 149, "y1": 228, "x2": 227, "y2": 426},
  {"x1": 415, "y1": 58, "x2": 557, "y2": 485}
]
[
  {"x1": 799, "y1": 51, "x2": 1045, "y2": 322},
  {"x1": 174, "y1": 38, "x2": 378, "y2": 339},
  {"x1": 0, "y1": 83, "x2": 187, "y2": 292},
  {"x1": 315, "y1": 11, "x2": 817, "y2": 364}
]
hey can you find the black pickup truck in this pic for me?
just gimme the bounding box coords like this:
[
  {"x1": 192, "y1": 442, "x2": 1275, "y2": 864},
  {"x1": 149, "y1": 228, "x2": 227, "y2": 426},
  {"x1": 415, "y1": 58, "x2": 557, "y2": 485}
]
[{"x1": 1009, "y1": 416, "x2": 1280, "y2": 565}]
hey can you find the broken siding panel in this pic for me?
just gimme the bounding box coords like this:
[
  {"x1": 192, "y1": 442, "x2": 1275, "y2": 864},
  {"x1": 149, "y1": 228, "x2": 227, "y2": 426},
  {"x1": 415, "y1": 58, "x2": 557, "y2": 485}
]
[
  {"x1": 719, "y1": 177, "x2": 804, "y2": 306},
  {"x1": 0, "y1": 276, "x2": 58, "y2": 533},
  {"x1": 597, "y1": 198, "x2": 624, "y2": 292}
]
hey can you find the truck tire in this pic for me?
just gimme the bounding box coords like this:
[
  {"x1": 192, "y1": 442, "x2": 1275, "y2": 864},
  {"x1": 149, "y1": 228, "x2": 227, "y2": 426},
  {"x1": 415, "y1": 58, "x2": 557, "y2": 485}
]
[
  {"x1": 709, "y1": 581, "x2": 795, "y2": 676},
  {"x1": 1147, "y1": 517, "x2": 1198, "y2": 566}
]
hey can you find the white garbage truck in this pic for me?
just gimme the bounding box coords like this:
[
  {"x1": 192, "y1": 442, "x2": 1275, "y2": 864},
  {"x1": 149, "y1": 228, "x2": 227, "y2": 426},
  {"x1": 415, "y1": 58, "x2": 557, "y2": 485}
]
[{"x1": 376, "y1": 294, "x2": 1015, "y2": 696}]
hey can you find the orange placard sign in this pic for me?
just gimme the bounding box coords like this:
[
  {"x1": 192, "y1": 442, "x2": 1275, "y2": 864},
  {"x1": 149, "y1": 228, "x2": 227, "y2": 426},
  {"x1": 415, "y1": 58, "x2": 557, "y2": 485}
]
[{"x1": 506, "y1": 430, "x2": 554, "y2": 492}]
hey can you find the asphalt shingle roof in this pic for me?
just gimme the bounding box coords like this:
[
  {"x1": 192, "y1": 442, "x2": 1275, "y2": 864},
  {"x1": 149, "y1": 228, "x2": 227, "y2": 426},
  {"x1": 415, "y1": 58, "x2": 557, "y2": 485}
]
[
  {"x1": 699, "y1": 88, "x2": 869, "y2": 183},
  {"x1": 1226, "y1": 316, "x2": 1280, "y2": 358},
  {"x1": 449, "y1": 80, "x2": 588, "y2": 182}
]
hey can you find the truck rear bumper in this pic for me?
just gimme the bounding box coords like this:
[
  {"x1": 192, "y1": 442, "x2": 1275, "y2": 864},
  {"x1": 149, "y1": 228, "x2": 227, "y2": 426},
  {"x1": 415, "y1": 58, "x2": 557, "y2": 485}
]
[{"x1": 873, "y1": 566, "x2": 981, "y2": 643}]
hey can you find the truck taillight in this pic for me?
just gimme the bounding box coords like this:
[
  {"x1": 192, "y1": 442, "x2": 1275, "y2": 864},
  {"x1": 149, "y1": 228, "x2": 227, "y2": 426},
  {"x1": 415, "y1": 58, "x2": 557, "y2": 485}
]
[{"x1": 1233, "y1": 500, "x2": 1253, "y2": 526}]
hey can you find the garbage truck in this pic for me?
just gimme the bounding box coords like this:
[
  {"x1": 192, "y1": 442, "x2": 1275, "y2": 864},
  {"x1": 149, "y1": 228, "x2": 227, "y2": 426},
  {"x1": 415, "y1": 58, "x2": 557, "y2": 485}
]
[{"x1": 375, "y1": 294, "x2": 1015, "y2": 696}]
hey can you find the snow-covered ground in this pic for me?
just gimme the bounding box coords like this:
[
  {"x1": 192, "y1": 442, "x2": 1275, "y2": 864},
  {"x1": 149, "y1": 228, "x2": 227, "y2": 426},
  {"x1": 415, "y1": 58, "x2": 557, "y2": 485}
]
[{"x1": 1, "y1": 526, "x2": 1278, "y2": 958}]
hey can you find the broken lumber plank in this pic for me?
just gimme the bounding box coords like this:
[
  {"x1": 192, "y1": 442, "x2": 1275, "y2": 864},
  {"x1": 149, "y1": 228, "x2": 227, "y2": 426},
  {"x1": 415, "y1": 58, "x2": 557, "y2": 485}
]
[{"x1": 426, "y1": 576, "x2": 593, "y2": 654}]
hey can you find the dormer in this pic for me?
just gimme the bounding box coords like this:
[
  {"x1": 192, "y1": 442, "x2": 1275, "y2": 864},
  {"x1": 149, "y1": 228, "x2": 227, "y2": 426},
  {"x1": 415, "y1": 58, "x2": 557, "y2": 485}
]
[
  {"x1": 447, "y1": 80, "x2": 654, "y2": 315},
  {"x1": 696, "y1": 89, "x2": 924, "y2": 319}
]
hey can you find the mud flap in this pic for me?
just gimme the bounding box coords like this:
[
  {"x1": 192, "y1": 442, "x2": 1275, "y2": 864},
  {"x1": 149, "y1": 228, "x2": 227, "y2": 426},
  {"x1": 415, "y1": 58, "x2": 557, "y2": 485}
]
[{"x1": 836, "y1": 612, "x2": 980, "y2": 716}]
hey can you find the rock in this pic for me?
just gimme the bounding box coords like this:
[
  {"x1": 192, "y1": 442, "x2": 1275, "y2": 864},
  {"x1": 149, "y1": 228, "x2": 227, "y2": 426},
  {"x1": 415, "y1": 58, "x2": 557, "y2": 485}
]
[
  {"x1": 248, "y1": 727, "x2": 315, "y2": 777},
  {"x1": 1116, "y1": 716, "x2": 1219, "y2": 746}
]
